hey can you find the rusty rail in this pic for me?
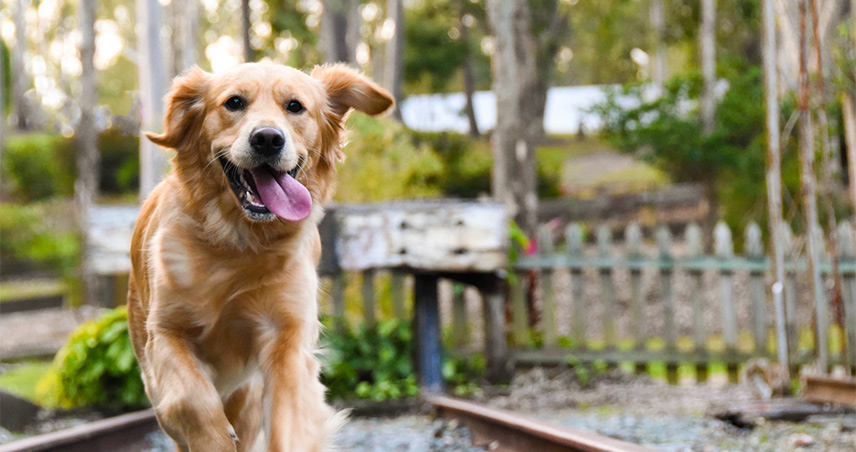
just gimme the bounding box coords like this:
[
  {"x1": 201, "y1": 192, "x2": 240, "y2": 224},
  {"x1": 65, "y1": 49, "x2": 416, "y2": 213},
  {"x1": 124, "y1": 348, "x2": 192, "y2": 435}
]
[
  {"x1": 427, "y1": 395, "x2": 656, "y2": 452},
  {"x1": 0, "y1": 410, "x2": 158, "y2": 452},
  {"x1": 803, "y1": 375, "x2": 856, "y2": 407}
]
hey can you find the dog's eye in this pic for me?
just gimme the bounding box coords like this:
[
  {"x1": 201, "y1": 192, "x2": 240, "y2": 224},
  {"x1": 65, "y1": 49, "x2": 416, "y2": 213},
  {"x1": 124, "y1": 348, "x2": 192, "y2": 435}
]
[
  {"x1": 285, "y1": 100, "x2": 304, "y2": 114},
  {"x1": 224, "y1": 96, "x2": 246, "y2": 112}
]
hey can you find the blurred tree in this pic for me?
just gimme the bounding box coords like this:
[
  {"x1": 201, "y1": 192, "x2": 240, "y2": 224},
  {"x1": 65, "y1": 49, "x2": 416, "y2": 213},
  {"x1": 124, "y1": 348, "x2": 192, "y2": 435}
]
[
  {"x1": 76, "y1": 0, "x2": 100, "y2": 306},
  {"x1": 383, "y1": 0, "x2": 404, "y2": 119},
  {"x1": 486, "y1": 0, "x2": 568, "y2": 237},
  {"x1": 320, "y1": 0, "x2": 360, "y2": 64},
  {"x1": 700, "y1": 0, "x2": 716, "y2": 135},
  {"x1": 137, "y1": 0, "x2": 168, "y2": 199},
  {"x1": 266, "y1": 1, "x2": 318, "y2": 67},
  {"x1": 11, "y1": 0, "x2": 38, "y2": 130},
  {"x1": 651, "y1": 0, "x2": 667, "y2": 91},
  {"x1": 172, "y1": 0, "x2": 199, "y2": 74},
  {"x1": 241, "y1": 0, "x2": 254, "y2": 62}
]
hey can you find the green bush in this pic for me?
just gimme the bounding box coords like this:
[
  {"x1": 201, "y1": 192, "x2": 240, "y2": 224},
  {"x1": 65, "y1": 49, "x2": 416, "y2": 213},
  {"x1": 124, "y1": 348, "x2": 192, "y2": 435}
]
[
  {"x1": 0, "y1": 202, "x2": 79, "y2": 276},
  {"x1": 2, "y1": 129, "x2": 140, "y2": 202},
  {"x1": 2, "y1": 133, "x2": 75, "y2": 201},
  {"x1": 321, "y1": 318, "x2": 419, "y2": 401},
  {"x1": 36, "y1": 306, "x2": 148, "y2": 409}
]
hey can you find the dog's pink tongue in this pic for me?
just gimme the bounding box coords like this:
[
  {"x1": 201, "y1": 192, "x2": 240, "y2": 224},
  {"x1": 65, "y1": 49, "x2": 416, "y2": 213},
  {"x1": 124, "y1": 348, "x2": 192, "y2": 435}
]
[{"x1": 249, "y1": 167, "x2": 312, "y2": 221}]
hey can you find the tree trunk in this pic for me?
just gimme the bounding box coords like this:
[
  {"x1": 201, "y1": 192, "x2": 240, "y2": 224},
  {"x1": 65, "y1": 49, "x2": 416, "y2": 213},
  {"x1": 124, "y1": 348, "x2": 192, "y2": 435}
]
[
  {"x1": 460, "y1": 3, "x2": 480, "y2": 137},
  {"x1": 798, "y1": 0, "x2": 828, "y2": 371},
  {"x1": 173, "y1": 0, "x2": 198, "y2": 74},
  {"x1": 76, "y1": 0, "x2": 100, "y2": 305},
  {"x1": 762, "y1": 0, "x2": 791, "y2": 379},
  {"x1": 320, "y1": 0, "x2": 360, "y2": 64},
  {"x1": 241, "y1": 0, "x2": 254, "y2": 62},
  {"x1": 12, "y1": 0, "x2": 34, "y2": 130},
  {"x1": 486, "y1": 0, "x2": 541, "y2": 237},
  {"x1": 383, "y1": 0, "x2": 404, "y2": 120},
  {"x1": 0, "y1": 42, "x2": 5, "y2": 159},
  {"x1": 137, "y1": 0, "x2": 168, "y2": 199},
  {"x1": 650, "y1": 0, "x2": 666, "y2": 92},
  {"x1": 700, "y1": 0, "x2": 716, "y2": 135}
]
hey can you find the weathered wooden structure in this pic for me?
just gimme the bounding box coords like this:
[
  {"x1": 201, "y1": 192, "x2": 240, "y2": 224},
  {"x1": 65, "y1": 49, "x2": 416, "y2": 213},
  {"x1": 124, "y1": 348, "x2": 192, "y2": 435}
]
[{"x1": 90, "y1": 200, "x2": 510, "y2": 391}]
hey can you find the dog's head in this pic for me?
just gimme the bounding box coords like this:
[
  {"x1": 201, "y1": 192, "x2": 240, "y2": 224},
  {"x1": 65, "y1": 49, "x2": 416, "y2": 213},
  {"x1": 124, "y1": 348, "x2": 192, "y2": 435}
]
[{"x1": 147, "y1": 62, "x2": 393, "y2": 225}]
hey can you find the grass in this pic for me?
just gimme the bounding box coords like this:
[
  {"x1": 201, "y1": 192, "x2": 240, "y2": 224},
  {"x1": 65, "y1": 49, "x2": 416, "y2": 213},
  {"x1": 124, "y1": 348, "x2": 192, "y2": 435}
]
[
  {"x1": 0, "y1": 361, "x2": 52, "y2": 403},
  {"x1": 0, "y1": 279, "x2": 66, "y2": 302}
]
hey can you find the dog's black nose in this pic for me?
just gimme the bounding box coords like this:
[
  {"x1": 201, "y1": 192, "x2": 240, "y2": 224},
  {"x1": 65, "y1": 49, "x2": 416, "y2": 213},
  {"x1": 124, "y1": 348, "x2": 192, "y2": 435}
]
[{"x1": 249, "y1": 127, "x2": 285, "y2": 157}]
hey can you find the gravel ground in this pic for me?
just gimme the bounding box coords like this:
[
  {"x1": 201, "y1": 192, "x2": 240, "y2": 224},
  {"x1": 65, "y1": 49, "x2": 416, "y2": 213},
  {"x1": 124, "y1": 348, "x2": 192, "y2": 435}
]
[
  {"x1": 138, "y1": 416, "x2": 484, "y2": 452},
  {"x1": 482, "y1": 368, "x2": 856, "y2": 452},
  {"x1": 0, "y1": 306, "x2": 106, "y2": 359}
]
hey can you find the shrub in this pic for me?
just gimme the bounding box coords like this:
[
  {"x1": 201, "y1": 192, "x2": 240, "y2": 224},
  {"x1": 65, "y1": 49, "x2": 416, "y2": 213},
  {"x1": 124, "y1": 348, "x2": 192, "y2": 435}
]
[
  {"x1": 0, "y1": 202, "x2": 79, "y2": 276},
  {"x1": 36, "y1": 306, "x2": 148, "y2": 409},
  {"x1": 2, "y1": 133, "x2": 74, "y2": 201},
  {"x1": 321, "y1": 318, "x2": 419, "y2": 401}
]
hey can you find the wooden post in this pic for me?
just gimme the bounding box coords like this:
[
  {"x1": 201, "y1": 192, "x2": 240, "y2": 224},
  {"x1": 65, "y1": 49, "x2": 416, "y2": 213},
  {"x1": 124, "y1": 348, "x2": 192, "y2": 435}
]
[
  {"x1": 537, "y1": 225, "x2": 557, "y2": 348},
  {"x1": 781, "y1": 225, "x2": 799, "y2": 368},
  {"x1": 391, "y1": 271, "x2": 407, "y2": 319},
  {"x1": 481, "y1": 276, "x2": 511, "y2": 383},
  {"x1": 746, "y1": 222, "x2": 768, "y2": 354},
  {"x1": 413, "y1": 274, "x2": 442, "y2": 393},
  {"x1": 451, "y1": 283, "x2": 469, "y2": 348},
  {"x1": 715, "y1": 222, "x2": 739, "y2": 383},
  {"x1": 686, "y1": 222, "x2": 708, "y2": 382},
  {"x1": 657, "y1": 226, "x2": 678, "y2": 384},
  {"x1": 361, "y1": 269, "x2": 376, "y2": 328},
  {"x1": 626, "y1": 223, "x2": 646, "y2": 374},
  {"x1": 567, "y1": 224, "x2": 586, "y2": 348},
  {"x1": 837, "y1": 221, "x2": 855, "y2": 374},
  {"x1": 510, "y1": 271, "x2": 529, "y2": 346},
  {"x1": 597, "y1": 226, "x2": 617, "y2": 351},
  {"x1": 331, "y1": 273, "x2": 347, "y2": 332},
  {"x1": 843, "y1": 94, "x2": 856, "y2": 210}
]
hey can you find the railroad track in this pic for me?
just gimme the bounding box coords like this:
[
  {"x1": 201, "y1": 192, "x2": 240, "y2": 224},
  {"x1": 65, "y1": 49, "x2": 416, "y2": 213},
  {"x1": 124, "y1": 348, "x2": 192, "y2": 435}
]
[
  {"x1": 1, "y1": 397, "x2": 654, "y2": 452},
  {"x1": 428, "y1": 395, "x2": 655, "y2": 452}
]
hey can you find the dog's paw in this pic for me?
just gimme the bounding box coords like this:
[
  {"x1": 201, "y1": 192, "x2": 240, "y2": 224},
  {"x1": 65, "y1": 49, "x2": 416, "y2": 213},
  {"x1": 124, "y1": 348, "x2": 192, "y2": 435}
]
[{"x1": 227, "y1": 423, "x2": 239, "y2": 442}]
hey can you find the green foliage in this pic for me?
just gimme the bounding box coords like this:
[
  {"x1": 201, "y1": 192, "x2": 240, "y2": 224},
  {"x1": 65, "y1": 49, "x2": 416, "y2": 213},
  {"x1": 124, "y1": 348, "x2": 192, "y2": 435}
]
[
  {"x1": 335, "y1": 114, "x2": 443, "y2": 202},
  {"x1": 404, "y1": 3, "x2": 465, "y2": 93},
  {"x1": 0, "y1": 361, "x2": 52, "y2": 403},
  {"x1": 97, "y1": 128, "x2": 139, "y2": 194},
  {"x1": 0, "y1": 202, "x2": 79, "y2": 276},
  {"x1": 2, "y1": 133, "x2": 75, "y2": 201},
  {"x1": 36, "y1": 307, "x2": 148, "y2": 409},
  {"x1": 320, "y1": 318, "x2": 419, "y2": 401},
  {"x1": 442, "y1": 354, "x2": 485, "y2": 397}
]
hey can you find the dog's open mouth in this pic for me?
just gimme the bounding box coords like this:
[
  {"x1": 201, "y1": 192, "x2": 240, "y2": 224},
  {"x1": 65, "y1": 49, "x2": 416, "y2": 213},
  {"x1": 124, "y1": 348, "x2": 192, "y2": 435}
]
[{"x1": 218, "y1": 157, "x2": 312, "y2": 222}]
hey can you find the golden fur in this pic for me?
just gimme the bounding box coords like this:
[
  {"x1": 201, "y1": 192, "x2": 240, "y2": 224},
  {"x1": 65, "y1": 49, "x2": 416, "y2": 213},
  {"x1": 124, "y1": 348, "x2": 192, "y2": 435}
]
[{"x1": 127, "y1": 62, "x2": 393, "y2": 452}]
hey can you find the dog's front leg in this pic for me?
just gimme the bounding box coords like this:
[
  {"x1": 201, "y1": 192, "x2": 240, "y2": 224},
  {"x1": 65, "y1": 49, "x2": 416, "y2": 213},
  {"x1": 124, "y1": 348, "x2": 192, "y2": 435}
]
[
  {"x1": 262, "y1": 327, "x2": 333, "y2": 452},
  {"x1": 146, "y1": 331, "x2": 238, "y2": 452}
]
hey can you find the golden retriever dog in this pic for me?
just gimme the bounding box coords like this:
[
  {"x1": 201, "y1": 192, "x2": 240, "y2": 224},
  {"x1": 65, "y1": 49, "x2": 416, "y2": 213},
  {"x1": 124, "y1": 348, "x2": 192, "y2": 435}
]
[{"x1": 126, "y1": 62, "x2": 393, "y2": 452}]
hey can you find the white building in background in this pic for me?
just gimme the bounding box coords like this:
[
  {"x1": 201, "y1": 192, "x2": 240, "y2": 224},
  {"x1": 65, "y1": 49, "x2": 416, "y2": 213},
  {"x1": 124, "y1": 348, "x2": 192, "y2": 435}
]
[{"x1": 399, "y1": 85, "x2": 613, "y2": 135}]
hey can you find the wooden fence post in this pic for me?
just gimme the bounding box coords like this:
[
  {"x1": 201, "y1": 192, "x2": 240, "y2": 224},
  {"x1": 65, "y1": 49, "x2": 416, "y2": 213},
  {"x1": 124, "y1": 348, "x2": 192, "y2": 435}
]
[
  {"x1": 413, "y1": 274, "x2": 442, "y2": 393},
  {"x1": 451, "y1": 283, "x2": 469, "y2": 348},
  {"x1": 715, "y1": 222, "x2": 739, "y2": 383},
  {"x1": 746, "y1": 222, "x2": 768, "y2": 354},
  {"x1": 781, "y1": 224, "x2": 799, "y2": 368},
  {"x1": 537, "y1": 225, "x2": 557, "y2": 348},
  {"x1": 362, "y1": 269, "x2": 376, "y2": 328},
  {"x1": 686, "y1": 222, "x2": 708, "y2": 381},
  {"x1": 597, "y1": 226, "x2": 617, "y2": 352},
  {"x1": 332, "y1": 273, "x2": 347, "y2": 332},
  {"x1": 626, "y1": 223, "x2": 646, "y2": 374},
  {"x1": 510, "y1": 270, "x2": 529, "y2": 346},
  {"x1": 391, "y1": 271, "x2": 407, "y2": 320},
  {"x1": 567, "y1": 223, "x2": 586, "y2": 348},
  {"x1": 657, "y1": 226, "x2": 678, "y2": 383},
  {"x1": 836, "y1": 221, "x2": 856, "y2": 374}
]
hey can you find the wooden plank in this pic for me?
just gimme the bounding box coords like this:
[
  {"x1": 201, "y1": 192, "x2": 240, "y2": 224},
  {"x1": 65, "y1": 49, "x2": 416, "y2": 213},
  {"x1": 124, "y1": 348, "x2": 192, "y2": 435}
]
[
  {"x1": 715, "y1": 222, "x2": 739, "y2": 383},
  {"x1": 413, "y1": 274, "x2": 442, "y2": 393},
  {"x1": 803, "y1": 375, "x2": 856, "y2": 407},
  {"x1": 837, "y1": 221, "x2": 856, "y2": 373},
  {"x1": 538, "y1": 225, "x2": 557, "y2": 348},
  {"x1": 746, "y1": 222, "x2": 768, "y2": 353},
  {"x1": 512, "y1": 347, "x2": 774, "y2": 367},
  {"x1": 625, "y1": 223, "x2": 646, "y2": 374},
  {"x1": 597, "y1": 226, "x2": 616, "y2": 350},
  {"x1": 362, "y1": 269, "x2": 376, "y2": 328},
  {"x1": 332, "y1": 201, "x2": 507, "y2": 272},
  {"x1": 657, "y1": 226, "x2": 677, "y2": 383},
  {"x1": 510, "y1": 273, "x2": 529, "y2": 346},
  {"x1": 566, "y1": 224, "x2": 586, "y2": 347},
  {"x1": 482, "y1": 278, "x2": 511, "y2": 383},
  {"x1": 451, "y1": 283, "x2": 469, "y2": 348},
  {"x1": 685, "y1": 222, "x2": 708, "y2": 382},
  {"x1": 391, "y1": 271, "x2": 407, "y2": 319}
]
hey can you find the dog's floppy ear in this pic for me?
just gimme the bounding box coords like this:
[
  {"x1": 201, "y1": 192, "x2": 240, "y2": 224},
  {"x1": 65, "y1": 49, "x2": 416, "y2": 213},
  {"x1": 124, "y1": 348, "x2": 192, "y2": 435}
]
[
  {"x1": 145, "y1": 67, "x2": 211, "y2": 149},
  {"x1": 311, "y1": 64, "x2": 394, "y2": 118}
]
